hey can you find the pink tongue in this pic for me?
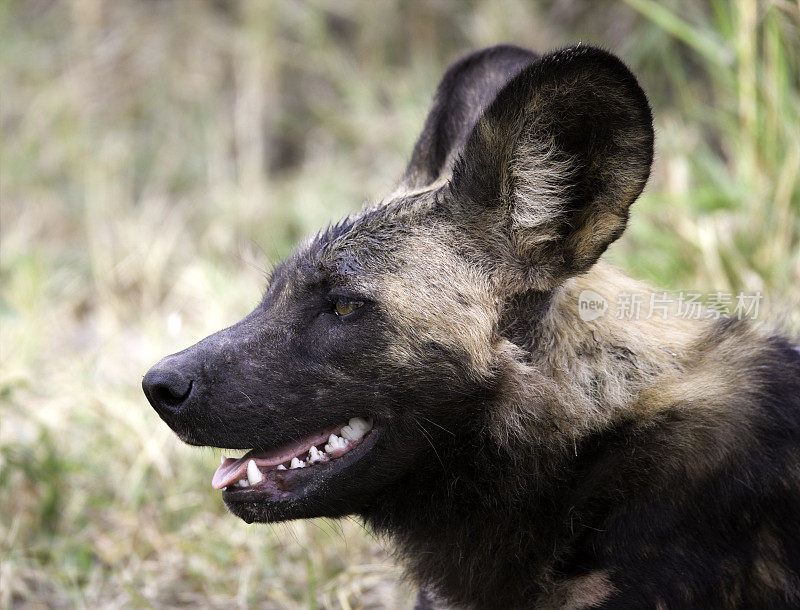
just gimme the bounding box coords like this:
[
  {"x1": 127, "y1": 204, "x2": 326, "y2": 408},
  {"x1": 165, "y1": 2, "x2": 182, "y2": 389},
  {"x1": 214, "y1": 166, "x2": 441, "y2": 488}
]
[{"x1": 211, "y1": 425, "x2": 342, "y2": 490}]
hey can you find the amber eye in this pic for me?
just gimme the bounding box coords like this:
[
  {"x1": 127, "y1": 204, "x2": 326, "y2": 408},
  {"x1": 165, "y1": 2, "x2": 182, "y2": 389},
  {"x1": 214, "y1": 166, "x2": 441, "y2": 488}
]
[{"x1": 334, "y1": 298, "x2": 363, "y2": 317}]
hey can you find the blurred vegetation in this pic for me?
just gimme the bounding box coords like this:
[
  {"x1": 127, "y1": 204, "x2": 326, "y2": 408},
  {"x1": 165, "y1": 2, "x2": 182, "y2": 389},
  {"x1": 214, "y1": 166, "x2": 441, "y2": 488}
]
[{"x1": 1, "y1": 0, "x2": 798, "y2": 607}]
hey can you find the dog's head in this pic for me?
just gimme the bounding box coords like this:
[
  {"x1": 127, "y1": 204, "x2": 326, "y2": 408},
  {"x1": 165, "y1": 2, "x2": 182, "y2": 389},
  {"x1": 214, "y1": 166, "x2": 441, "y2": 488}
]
[{"x1": 143, "y1": 44, "x2": 653, "y2": 523}]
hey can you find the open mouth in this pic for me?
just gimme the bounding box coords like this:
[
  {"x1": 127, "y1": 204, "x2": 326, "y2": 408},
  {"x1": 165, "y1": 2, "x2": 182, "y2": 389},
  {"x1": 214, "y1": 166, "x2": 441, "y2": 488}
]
[{"x1": 212, "y1": 417, "x2": 374, "y2": 497}]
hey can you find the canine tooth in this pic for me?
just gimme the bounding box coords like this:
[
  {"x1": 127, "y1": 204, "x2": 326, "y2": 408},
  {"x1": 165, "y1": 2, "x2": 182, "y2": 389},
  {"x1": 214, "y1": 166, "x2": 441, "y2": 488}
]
[
  {"x1": 247, "y1": 459, "x2": 263, "y2": 485},
  {"x1": 221, "y1": 455, "x2": 227, "y2": 464},
  {"x1": 277, "y1": 464, "x2": 286, "y2": 470},
  {"x1": 290, "y1": 457, "x2": 305, "y2": 469}
]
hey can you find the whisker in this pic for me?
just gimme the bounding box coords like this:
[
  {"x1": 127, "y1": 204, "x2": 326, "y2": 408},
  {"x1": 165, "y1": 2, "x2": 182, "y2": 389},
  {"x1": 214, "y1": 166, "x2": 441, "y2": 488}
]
[
  {"x1": 417, "y1": 415, "x2": 456, "y2": 437},
  {"x1": 413, "y1": 419, "x2": 445, "y2": 470}
]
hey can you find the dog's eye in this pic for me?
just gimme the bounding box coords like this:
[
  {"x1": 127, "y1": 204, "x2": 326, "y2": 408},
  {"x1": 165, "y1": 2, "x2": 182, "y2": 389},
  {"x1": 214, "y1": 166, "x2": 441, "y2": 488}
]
[{"x1": 334, "y1": 298, "x2": 363, "y2": 317}]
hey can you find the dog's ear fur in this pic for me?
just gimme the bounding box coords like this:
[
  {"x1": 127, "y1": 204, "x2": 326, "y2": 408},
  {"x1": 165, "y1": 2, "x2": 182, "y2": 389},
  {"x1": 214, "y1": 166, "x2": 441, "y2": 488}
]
[
  {"x1": 402, "y1": 45, "x2": 539, "y2": 189},
  {"x1": 448, "y1": 45, "x2": 654, "y2": 290}
]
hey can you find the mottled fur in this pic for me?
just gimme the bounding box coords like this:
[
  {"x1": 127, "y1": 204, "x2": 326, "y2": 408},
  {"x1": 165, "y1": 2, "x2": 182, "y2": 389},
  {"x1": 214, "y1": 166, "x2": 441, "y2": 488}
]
[{"x1": 144, "y1": 45, "x2": 800, "y2": 608}]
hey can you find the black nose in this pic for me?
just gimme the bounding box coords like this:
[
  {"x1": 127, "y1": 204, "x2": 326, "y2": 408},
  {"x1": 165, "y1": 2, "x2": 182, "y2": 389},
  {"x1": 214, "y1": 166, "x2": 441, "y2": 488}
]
[{"x1": 142, "y1": 366, "x2": 194, "y2": 417}]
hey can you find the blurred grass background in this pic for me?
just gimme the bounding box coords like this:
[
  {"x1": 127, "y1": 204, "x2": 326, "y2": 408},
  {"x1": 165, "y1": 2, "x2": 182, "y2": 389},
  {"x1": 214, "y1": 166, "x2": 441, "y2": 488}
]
[{"x1": 1, "y1": 0, "x2": 798, "y2": 607}]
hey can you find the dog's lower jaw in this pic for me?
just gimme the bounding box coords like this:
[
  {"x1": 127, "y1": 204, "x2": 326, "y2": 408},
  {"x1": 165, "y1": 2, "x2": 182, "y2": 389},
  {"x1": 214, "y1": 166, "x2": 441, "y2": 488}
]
[{"x1": 220, "y1": 425, "x2": 389, "y2": 523}]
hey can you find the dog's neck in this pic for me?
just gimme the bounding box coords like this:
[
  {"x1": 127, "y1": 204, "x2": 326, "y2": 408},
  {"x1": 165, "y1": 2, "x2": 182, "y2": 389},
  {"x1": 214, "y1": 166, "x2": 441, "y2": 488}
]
[
  {"x1": 363, "y1": 262, "x2": 728, "y2": 606},
  {"x1": 487, "y1": 262, "x2": 708, "y2": 451}
]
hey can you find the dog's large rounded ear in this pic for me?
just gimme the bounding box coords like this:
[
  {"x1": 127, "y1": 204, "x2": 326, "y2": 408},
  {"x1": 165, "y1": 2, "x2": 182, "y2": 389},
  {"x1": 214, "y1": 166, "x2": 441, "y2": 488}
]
[
  {"x1": 448, "y1": 45, "x2": 654, "y2": 290},
  {"x1": 402, "y1": 45, "x2": 539, "y2": 190}
]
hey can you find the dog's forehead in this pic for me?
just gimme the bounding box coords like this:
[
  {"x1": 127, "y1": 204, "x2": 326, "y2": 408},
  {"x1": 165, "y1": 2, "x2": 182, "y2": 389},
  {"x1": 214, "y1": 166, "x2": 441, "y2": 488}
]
[{"x1": 304, "y1": 188, "x2": 442, "y2": 278}]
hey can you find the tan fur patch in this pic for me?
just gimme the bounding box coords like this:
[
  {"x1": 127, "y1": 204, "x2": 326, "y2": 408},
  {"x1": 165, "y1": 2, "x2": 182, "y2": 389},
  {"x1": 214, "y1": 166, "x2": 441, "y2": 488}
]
[
  {"x1": 485, "y1": 260, "x2": 777, "y2": 460},
  {"x1": 543, "y1": 570, "x2": 617, "y2": 609},
  {"x1": 487, "y1": 261, "x2": 705, "y2": 447},
  {"x1": 752, "y1": 527, "x2": 800, "y2": 598},
  {"x1": 378, "y1": 227, "x2": 501, "y2": 377}
]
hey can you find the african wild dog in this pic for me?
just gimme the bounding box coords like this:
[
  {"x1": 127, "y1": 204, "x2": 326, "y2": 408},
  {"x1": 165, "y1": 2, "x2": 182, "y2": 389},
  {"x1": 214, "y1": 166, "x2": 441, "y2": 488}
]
[{"x1": 143, "y1": 44, "x2": 800, "y2": 608}]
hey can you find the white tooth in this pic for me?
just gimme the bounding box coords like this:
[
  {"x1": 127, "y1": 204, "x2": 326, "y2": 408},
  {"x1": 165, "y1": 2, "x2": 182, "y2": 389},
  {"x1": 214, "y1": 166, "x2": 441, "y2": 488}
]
[
  {"x1": 276, "y1": 464, "x2": 286, "y2": 470},
  {"x1": 325, "y1": 434, "x2": 341, "y2": 453},
  {"x1": 236, "y1": 478, "x2": 248, "y2": 487},
  {"x1": 290, "y1": 457, "x2": 305, "y2": 469},
  {"x1": 247, "y1": 459, "x2": 263, "y2": 485},
  {"x1": 343, "y1": 417, "x2": 372, "y2": 441},
  {"x1": 221, "y1": 455, "x2": 227, "y2": 464},
  {"x1": 308, "y1": 446, "x2": 322, "y2": 464},
  {"x1": 349, "y1": 417, "x2": 363, "y2": 428},
  {"x1": 341, "y1": 426, "x2": 363, "y2": 441},
  {"x1": 350, "y1": 416, "x2": 372, "y2": 431}
]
